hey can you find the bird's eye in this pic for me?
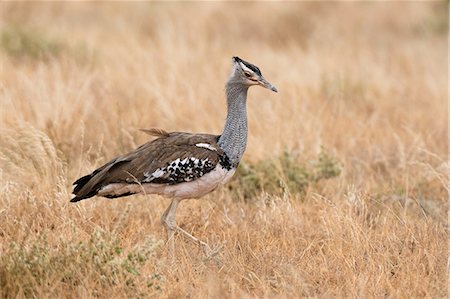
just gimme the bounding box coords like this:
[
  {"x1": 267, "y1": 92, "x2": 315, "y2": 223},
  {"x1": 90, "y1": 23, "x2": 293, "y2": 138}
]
[{"x1": 244, "y1": 72, "x2": 252, "y2": 77}]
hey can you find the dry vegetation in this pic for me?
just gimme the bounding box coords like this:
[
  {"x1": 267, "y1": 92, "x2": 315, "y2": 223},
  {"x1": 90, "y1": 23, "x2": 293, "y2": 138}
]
[{"x1": 0, "y1": 2, "x2": 448, "y2": 298}]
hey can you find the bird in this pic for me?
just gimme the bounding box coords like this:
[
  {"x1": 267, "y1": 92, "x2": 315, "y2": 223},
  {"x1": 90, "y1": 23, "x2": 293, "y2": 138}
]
[{"x1": 71, "y1": 56, "x2": 277, "y2": 257}]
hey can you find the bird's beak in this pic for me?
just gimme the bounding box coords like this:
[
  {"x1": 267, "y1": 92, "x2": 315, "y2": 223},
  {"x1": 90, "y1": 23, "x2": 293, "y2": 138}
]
[{"x1": 258, "y1": 77, "x2": 278, "y2": 93}]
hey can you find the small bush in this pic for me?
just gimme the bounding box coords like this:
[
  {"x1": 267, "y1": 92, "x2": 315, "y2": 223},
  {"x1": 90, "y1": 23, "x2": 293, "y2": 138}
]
[
  {"x1": 313, "y1": 148, "x2": 342, "y2": 180},
  {"x1": 228, "y1": 148, "x2": 341, "y2": 200},
  {"x1": 0, "y1": 229, "x2": 164, "y2": 298},
  {"x1": 0, "y1": 25, "x2": 64, "y2": 60}
]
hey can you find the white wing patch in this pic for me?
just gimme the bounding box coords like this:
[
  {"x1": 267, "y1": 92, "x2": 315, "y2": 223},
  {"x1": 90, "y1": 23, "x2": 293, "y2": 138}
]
[
  {"x1": 195, "y1": 143, "x2": 217, "y2": 151},
  {"x1": 151, "y1": 168, "x2": 165, "y2": 178},
  {"x1": 143, "y1": 167, "x2": 167, "y2": 182}
]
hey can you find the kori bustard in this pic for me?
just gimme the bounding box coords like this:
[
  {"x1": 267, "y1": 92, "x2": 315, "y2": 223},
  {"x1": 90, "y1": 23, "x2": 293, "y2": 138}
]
[{"x1": 71, "y1": 57, "x2": 277, "y2": 256}]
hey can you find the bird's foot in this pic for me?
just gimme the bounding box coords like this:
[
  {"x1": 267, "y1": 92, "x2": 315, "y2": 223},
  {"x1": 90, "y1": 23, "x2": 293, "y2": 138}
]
[
  {"x1": 174, "y1": 226, "x2": 223, "y2": 264},
  {"x1": 201, "y1": 242, "x2": 224, "y2": 265}
]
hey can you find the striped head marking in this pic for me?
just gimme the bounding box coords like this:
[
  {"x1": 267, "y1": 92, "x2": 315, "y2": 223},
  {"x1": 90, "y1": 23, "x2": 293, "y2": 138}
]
[
  {"x1": 231, "y1": 56, "x2": 277, "y2": 92},
  {"x1": 233, "y1": 56, "x2": 262, "y2": 76}
]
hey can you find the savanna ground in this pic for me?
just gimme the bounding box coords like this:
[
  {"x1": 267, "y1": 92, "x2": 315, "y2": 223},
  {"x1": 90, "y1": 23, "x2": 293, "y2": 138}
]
[{"x1": 0, "y1": 2, "x2": 448, "y2": 298}]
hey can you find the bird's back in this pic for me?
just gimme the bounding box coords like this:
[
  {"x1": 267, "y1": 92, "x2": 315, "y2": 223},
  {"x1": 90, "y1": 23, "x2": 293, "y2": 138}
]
[{"x1": 71, "y1": 129, "x2": 233, "y2": 202}]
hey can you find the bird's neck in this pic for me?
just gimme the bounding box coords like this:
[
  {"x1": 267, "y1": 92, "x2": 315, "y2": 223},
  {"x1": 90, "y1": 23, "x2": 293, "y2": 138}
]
[{"x1": 218, "y1": 82, "x2": 249, "y2": 167}]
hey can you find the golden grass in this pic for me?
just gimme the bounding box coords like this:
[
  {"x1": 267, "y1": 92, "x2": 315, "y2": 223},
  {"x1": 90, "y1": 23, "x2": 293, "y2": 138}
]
[{"x1": 0, "y1": 2, "x2": 448, "y2": 298}]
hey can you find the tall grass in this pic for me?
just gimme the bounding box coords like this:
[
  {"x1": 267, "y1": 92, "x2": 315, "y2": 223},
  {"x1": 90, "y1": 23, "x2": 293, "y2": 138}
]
[{"x1": 0, "y1": 2, "x2": 447, "y2": 298}]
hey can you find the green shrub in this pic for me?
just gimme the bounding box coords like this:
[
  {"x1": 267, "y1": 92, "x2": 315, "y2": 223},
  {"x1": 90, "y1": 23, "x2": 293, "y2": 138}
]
[
  {"x1": 313, "y1": 147, "x2": 342, "y2": 180},
  {"x1": 228, "y1": 148, "x2": 341, "y2": 200},
  {"x1": 0, "y1": 229, "x2": 164, "y2": 298},
  {"x1": 0, "y1": 25, "x2": 64, "y2": 60}
]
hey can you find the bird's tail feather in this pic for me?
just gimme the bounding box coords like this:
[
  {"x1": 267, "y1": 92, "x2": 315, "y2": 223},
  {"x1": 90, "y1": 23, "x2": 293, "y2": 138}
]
[{"x1": 71, "y1": 173, "x2": 99, "y2": 202}]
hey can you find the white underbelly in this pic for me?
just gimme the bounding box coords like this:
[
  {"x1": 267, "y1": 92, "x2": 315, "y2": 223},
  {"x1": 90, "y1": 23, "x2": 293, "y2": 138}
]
[
  {"x1": 154, "y1": 165, "x2": 236, "y2": 199},
  {"x1": 98, "y1": 165, "x2": 236, "y2": 200}
]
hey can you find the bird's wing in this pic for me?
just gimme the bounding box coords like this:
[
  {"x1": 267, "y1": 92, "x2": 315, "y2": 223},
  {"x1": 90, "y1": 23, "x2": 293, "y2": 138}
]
[{"x1": 71, "y1": 131, "x2": 226, "y2": 201}]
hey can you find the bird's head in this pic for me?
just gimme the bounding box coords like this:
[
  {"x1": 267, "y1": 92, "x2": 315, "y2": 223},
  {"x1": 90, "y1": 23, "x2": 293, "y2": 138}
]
[{"x1": 229, "y1": 56, "x2": 277, "y2": 93}]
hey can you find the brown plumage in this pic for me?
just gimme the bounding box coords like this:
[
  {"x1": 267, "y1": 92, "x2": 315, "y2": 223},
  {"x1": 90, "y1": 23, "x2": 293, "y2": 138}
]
[
  {"x1": 139, "y1": 127, "x2": 170, "y2": 137},
  {"x1": 71, "y1": 130, "x2": 226, "y2": 202}
]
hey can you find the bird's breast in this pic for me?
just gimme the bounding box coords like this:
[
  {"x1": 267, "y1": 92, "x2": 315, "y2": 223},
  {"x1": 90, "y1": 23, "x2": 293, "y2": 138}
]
[{"x1": 153, "y1": 164, "x2": 236, "y2": 199}]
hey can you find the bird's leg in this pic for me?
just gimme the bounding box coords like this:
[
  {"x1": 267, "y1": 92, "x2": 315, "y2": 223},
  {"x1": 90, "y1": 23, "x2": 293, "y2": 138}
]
[
  {"x1": 161, "y1": 199, "x2": 222, "y2": 260},
  {"x1": 161, "y1": 199, "x2": 179, "y2": 261}
]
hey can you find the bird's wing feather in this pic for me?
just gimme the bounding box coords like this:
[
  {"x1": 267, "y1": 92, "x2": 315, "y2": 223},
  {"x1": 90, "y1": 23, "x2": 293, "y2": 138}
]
[
  {"x1": 139, "y1": 127, "x2": 170, "y2": 138},
  {"x1": 71, "y1": 132, "x2": 224, "y2": 201}
]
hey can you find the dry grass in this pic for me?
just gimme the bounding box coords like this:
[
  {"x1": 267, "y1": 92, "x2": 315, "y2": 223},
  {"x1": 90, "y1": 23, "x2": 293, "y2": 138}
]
[{"x1": 0, "y1": 2, "x2": 448, "y2": 298}]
